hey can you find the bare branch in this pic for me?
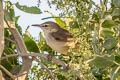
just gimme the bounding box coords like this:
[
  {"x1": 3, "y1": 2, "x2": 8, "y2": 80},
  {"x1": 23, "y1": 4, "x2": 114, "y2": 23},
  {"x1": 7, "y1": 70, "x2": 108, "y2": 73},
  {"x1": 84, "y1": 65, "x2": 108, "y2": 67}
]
[
  {"x1": 0, "y1": 0, "x2": 4, "y2": 57},
  {"x1": 5, "y1": 37, "x2": 15, "y2": 43},
  {"x1": 0, "y1": 65, "x2": 15, "y2": 80},
  {"x1": 1, "y1": 53, "x2": 83, "y2": 78},
  {"x1": 1, "y1": 53, "x2": 68, "y2": 69},
  {"x1": 0, "y1": 1, "x2": 4, "y2": 79},
  {"x1": 4, "y1": 17, "x2": 32, "y2": 80},
  {"x1": 33, "y1": 57, "x2": 58, "y2": 80},
  {"x1": 0, "y1": 71, "x2": 5, "y2": 80}
]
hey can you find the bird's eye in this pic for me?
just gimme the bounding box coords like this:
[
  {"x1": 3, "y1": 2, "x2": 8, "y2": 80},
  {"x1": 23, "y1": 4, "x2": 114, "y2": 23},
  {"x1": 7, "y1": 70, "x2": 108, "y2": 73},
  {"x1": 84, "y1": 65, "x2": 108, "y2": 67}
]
[{"x1": 44, "y1": 25, "x2": 48, "y2": 27}]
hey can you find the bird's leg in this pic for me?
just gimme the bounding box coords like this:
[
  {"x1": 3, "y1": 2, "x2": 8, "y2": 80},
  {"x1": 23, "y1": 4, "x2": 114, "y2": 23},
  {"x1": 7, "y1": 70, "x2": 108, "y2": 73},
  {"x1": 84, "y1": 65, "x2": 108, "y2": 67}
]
[
  {"x1": 47, "y1": 54, "x2": 53, "y2": 61},
  {"x1": 65, "y1": 64, "x2": 70, "y2": 70}
]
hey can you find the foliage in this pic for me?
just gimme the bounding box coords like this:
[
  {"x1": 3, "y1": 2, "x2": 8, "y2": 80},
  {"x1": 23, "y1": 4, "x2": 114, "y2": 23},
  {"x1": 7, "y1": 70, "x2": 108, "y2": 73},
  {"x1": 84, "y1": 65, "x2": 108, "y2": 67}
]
[
  {"x1": 1, "y1": 0, "x2": 120, "y2": 80},
  {"x1": 15, "y1": 2, "x2": 42, "y2": 14}
]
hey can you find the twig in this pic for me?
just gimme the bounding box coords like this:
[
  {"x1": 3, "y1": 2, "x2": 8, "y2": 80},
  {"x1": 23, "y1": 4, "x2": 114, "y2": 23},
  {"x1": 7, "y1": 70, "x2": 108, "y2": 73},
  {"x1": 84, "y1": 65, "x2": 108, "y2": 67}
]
[
  {"x1": 0, "y1": 65, "x2": 15, "y2": 79},
  {"x1": 1, "y1": 53, "x2": 84, "y2": 78},
  {"x1": 1, "y1": 54, "x2": 18, "y2": 60},
  {"x1": 111, "y1": 66, "x2": 120, "y2": 80},
  {"x1": 5, "y1": 37, "x2": 15, "y2": 43},
  {"x1": 0, "y1": 71, "x2": 5, "y2": 80},
  {"x1": 1, "y1": 53, "x2": 68, "y2": 69},
  {"x1": 32, "y1": 57, "x2": 58, "y2": 80}
]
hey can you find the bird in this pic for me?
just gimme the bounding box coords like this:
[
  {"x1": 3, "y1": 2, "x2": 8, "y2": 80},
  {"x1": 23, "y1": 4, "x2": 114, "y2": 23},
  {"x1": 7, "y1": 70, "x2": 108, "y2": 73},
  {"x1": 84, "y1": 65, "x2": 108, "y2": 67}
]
[{"x1": 32, "y1": 21, "x2": 79, "y2": 54}]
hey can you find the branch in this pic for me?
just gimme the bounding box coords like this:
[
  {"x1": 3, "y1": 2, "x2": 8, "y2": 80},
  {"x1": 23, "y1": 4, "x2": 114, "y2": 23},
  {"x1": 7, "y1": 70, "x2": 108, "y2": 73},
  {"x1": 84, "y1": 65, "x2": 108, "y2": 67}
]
[
  {"x1": 1, "y1": 53, "x2": 84, "y2": 79},
  {"x1": 4, "y1": 17, "x2": 32, "y2": 80},
  {"x1": 5, "y1": 37, "x2": 15, "y2": 43},
  {"x1": 33, "y1": 57, "x2": 58, "y2": 80},
  {"x1": 0, "y1": 0, "x2": 4, "y2": 58},
  {"x1": 0, "y1": 71, "x2": 5, "y2": 80},
  {"x1": 1, "y1": 53, "x2": 83, "y2": 79},
  {"x1": 1, "y1": 53, "x2": 68, "y2": 69},
  {"x1": 0, "y1": 1, "x2": 4, "y2": 80},
  {"x1": 0, "y1": 65, "x2": 15, "y2": 80}
]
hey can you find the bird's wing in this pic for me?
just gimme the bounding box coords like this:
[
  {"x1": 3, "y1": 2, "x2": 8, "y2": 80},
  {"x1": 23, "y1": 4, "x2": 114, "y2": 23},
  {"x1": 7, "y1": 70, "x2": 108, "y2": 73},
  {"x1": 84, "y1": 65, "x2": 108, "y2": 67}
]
[{"x1": 51, "y1": 29, "x2": 73, "y2": 42}]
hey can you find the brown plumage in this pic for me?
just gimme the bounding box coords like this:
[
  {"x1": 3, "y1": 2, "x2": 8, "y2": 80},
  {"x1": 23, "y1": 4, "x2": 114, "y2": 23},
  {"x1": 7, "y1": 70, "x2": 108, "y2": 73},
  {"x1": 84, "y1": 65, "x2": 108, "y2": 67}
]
[
  {"x1": 51, "y1": 29, "x2": 73, "y2": 42},
  {"x1": 32, "y1": 21, "x2": 79, "y2": 54}
]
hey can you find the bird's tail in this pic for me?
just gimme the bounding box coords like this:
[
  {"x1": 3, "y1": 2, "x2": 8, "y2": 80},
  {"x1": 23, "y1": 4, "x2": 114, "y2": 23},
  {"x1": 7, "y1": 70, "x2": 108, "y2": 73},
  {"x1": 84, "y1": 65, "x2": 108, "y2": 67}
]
[{"x1": 66, "y1": 40, "x2": 80, "y2": 50}]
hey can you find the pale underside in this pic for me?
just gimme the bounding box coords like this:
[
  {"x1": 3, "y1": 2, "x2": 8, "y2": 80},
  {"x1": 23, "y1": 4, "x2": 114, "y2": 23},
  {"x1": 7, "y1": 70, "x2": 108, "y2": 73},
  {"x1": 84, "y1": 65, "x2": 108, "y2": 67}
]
[{"x1": 44, "y1": 33, "x2": 69, "y2": 54}]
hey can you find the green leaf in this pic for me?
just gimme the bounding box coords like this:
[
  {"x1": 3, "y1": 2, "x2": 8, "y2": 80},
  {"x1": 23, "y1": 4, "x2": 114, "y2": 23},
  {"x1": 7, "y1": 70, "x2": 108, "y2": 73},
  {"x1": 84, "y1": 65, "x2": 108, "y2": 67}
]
[
  {"x1": 69, "y1": 21, "x2": 79, "y2": 28},
  {"x1": 4, "y1": 28, "x2": 10, "y2": 37},
  {"x1": 57, "y1": 74, "x2": 66, "y2": 80},
  {"x1": 111, "y1": 65, "x2": 120, "y2": 80},
  {"x1": 44, "y1": 10, "x2": 66, "y2": 27},
  {"x1": 24, "y1": 34, "x2": 40, "y2": 52},
  {"x1": 92, "y1": 69, "x2": 107, "y2": 80},
  {"x1": 15, "y1": 16, "x2": 22, "y2": 35},
  {"x1": 112, "y1": 0, "x2": 120, "y2": 8},
  {"x1": 92, "y1": 13, "x2": 99, "y2": 23},
  {"x1": 2, "y1": 48, "x2": 18, "y2": 71},
  {"x1": 101, "y1": 29, "x2": 114, "y2": 37},
  {"x1": 103, "y1": 36, "x2": 117, "y2": 50},
  {"x1": 1, "y1": 60, "x2": 13, "y2": 71},
  {"x1": 102, "y1": 20, "x2": 116, "y2": 28},
  {"x1": 112, "y1": 8, "x2": 120, "y2": 17},
  {"x1": 15, "y1": 16, "x2": 20, "y2": 22},
  {"x1": 15, "y1": 2, "x2": 42, "y2": 14},
  {"x1": 115, "y1": 55, "x2": 120, "y2": 64},
  {"x1": 41, "y1": 17, "x2": 54, "y2": 20},
  {"x1": 5, "y1": 1, "x2": 15, "y2": 21},
  {"x1": 55, "y1": 17, "x2": 66, "y2": 27},
  {"x1": 88, "y1": 55, "x2": 115, "y2": 68}
]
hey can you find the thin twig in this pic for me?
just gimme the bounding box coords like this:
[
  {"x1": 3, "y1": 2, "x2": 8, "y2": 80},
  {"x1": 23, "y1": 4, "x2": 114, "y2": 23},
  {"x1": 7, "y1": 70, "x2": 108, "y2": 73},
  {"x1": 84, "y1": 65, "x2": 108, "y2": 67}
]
[
  {"x1": 1, "y1": 54, "x2": 18, "y2": 60},
  {"x1": 1, "y1": 53, "x2": 68, "y2": 69},
  {"x1": 32, "y1": 57, "x2": 58, "y2": 80},
  {"x1": 0, "y1": 65, "x2": 15, "y2": 79},
  {"x1": 5, "y1": 37, "x2": 15, "y2": 43}
]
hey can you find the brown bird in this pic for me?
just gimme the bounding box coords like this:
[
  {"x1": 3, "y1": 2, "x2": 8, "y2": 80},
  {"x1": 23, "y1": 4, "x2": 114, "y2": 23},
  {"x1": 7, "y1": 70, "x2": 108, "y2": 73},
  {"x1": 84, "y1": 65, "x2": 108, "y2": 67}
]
[{"x1": 32, "y1": 21, "x2": 79, "y2": 54}]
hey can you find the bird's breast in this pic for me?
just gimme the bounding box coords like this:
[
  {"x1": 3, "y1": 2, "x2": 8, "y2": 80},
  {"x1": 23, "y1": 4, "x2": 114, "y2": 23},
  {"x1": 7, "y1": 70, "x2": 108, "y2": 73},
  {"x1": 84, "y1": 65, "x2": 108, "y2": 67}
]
[{"x1": 44, "y1": 34, "x2": 69, "y2": 54}]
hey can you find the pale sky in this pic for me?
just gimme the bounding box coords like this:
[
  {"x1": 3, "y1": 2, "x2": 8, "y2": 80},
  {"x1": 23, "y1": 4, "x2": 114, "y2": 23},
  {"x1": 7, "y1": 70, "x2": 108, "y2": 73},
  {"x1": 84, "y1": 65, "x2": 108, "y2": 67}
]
[
  {"x1": 9, "y1": 0, "x2": 106, "y2": 39},
  {"x1": 10, "y1": 0, "x2": 61, "y2": 38}
]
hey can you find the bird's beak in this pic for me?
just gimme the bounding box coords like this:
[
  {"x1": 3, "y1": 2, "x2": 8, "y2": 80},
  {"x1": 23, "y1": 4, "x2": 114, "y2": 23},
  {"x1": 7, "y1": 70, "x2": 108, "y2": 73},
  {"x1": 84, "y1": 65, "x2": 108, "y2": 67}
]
[{"x1": 31, "y1": 24, "x2": 41, "y2": 27}]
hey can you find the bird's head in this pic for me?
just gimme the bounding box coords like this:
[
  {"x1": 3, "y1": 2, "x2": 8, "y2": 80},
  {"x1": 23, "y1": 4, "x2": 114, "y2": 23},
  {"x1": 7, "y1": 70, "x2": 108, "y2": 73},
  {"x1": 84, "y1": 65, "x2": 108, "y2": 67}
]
[{"x1": 32, "y1": 21, "x2": 60, "y2": 33}]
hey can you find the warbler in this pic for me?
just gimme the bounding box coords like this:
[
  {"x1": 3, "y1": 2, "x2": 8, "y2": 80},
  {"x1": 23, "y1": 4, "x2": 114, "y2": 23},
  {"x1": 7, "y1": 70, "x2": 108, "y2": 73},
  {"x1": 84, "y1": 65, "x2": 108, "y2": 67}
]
[{"x1": 32, "y1": 21, "x2": 79, "y2": 54}]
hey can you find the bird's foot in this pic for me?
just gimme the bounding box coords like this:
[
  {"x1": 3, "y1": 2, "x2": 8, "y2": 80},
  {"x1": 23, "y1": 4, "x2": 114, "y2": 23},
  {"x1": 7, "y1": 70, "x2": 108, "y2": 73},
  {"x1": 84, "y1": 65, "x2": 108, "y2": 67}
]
[{"x1": 47, "y1": 54, "x2": 53, "y2": 61}]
